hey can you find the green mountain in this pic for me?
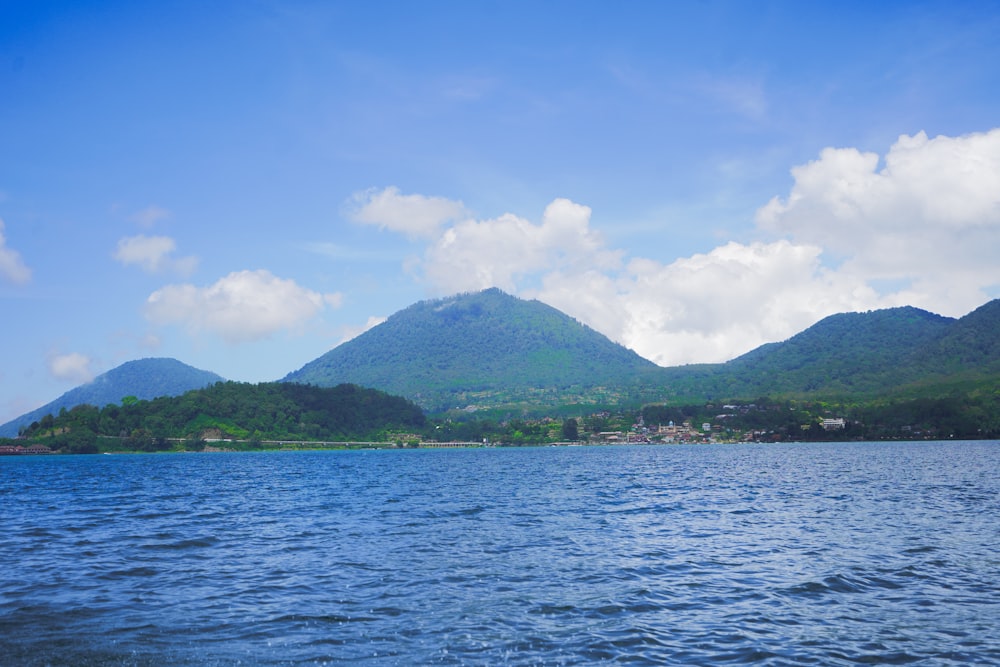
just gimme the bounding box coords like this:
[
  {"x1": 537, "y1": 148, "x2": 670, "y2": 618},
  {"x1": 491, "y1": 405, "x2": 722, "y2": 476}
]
[
  {"x1": 715, "y1": 306, "x2": 954, "y2": 397},
  {"x1": 0, "y1": 358, "x2": 224, "y2": 437},
  {"x1": 11, "y1": 294, "x2": 997, "y2": 435},
  {"x1": 914, "y1": 298, "x2": 1000, "y2": 372},
  {"x1": 657, "y1": 300, "x2": 1000, "y2": 402},
  {"x1": 286, "y1": 290, "x2": 1000, "y2": 412},
  {"x1": 283, "y1": 288, "x2": 661, "y2": 413}
]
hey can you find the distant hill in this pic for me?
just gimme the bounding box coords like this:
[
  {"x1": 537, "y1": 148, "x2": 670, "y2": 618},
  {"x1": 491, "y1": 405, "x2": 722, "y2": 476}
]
[
  {"x1": 0, "y1": 358, "x2": 224, "y2": 437},
  {"x1": 285, "y1": 290, "x2": 1000, "y2": 411},
  {"x1": 14, "y1": 382, "x2": 427, "y2": 452},
  {"x1": 913, "y1": 298, "x2": 1000, "y2": 373},
  {"x1": 657, "y1": 300, "x2": 1000, "y2": 402},
  {"x1": 284, "y1": 288, "x2": 661, "y2": 413},
  {"x1": 720, "y1": 306, "x2": 955, "y2": 396},
  {"x1": 12, "y1": 294, "x2": 995, "y2": 434}
]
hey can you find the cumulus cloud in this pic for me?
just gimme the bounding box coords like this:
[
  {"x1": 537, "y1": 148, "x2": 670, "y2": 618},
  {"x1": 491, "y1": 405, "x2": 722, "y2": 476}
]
[
  {"x1": 423, "y1": 198, "x2": 622, "y2": 293},
  {"x1": 145, "y1": 270, "x2": 342, "y2": 343},
  {"x1": 114, "y1": 234, "x2": 198, "y2": 276},
  {"x1": 0, "y1": 218, "x2": 32, "y2": 285},
  {"x1": 409, "y1": 196, "x2": 871, "y2": 364},
  {"x1": 353, "y1": 130, "x2": 999, "y2": 365},
  {"x1": 756, "y1": 129, "x2": 1000, "y2": 315},
  {"x1": 349, "y1": 186, "x2": 468, "y2": 239},
  {"x1": 534, "y1": 241, "x2": 884, "y2": 365},
  {"x1": 350, "y1": 191, "x2": 884, "y2": 365},
  {"x1": 48, "y1": 352, "x2": 94, "y2": 384}
]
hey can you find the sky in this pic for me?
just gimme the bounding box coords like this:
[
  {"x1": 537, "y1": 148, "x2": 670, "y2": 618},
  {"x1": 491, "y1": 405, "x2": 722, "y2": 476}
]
[{"x1": 2, "y1": 0, "x2": 1000, "y2": 424}]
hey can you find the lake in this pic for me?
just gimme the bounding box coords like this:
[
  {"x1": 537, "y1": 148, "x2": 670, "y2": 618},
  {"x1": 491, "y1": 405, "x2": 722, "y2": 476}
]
[{"x1": 2, "y1": 441, "x2": 999, "y2": 665}]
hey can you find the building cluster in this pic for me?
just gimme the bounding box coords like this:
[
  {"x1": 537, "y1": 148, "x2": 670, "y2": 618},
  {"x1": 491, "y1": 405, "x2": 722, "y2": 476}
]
[
  {"x1": 586, "y1": 408, "x2": 850, "y2": 445},
  {"x1": 0, "y1": 444, "x2": 53, "y2": 455},
  {"x1": 590, "y1": 418, "x2": 715, "y2": 444}
]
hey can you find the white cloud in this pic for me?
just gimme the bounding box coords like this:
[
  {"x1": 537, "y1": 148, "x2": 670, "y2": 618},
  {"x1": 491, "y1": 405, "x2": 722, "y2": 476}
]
[
  {"x1": 355, "y1": 129, "x2": 1000, "y2": 366},
  {"x1": 114, "y1": 234, "x2": 198, "y2": 276},
  {"x1": 130, "y1": 205, "x2": 170, "y2": 229},
  {"x1": 422, "y1": 198, "x2": 622, "y2": 293},
  {"x1": 48, "y1": 352, "x2": 94, "y2": 384},
  {"x1": 340, "y1": 315, "x2": 387, "y2": 343},
  {"x1": 0, "y1": 218, "x2": 32, "y2": 285},
  {"x1": 756, "y1": 129, "x2": 1000, "y2": 315},
  {"x1": 535, "y1": 241, "x2": 885, "y2": 365},
  {"x1": 145, "y1": 270, "x2": 342, "y2": 343},
  {"x1": 410, "y1": 197, "x2": 880, "y2": 365},
  {"x1": 349, "y1": 186, "x2": 468, "y2": 239},
  {"x1": 352, "y1": 191, "x2": 886, "y2": 365}
]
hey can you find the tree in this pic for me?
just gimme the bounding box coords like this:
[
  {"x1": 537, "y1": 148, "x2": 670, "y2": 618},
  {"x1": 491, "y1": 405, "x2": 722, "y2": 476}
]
[{"x1": 561, "y1": 418, "x2": 579, "y2": 441}]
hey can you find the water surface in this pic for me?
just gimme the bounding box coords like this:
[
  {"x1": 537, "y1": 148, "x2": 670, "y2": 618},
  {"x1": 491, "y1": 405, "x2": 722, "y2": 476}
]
[{"x1": 2, "y1": 441, "x2": 999, "y2": 665}]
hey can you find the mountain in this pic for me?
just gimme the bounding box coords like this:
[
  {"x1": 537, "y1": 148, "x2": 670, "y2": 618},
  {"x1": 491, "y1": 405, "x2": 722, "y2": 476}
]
[
  {"x1": 284, "y1": 288, "x2": 661, "y2": 413},
  {"x1": 658, "y1": 300, "x2": 1000, "y2": 402},
  {"x1": 0, "y1": 358, "x2": 225, "y2": 437},
  {"x1": 285, "y1": 289, "x2": 1000, "y2": 412},
  {"x1": 915, "y1": 298, "x2": 1000, "y2": 372},
  {"x1": 11, "y1": 293, "x2": 994, "y2": 436},
  {"x1": 719, "y1": 306, "x2": 956, "y2": 396}
]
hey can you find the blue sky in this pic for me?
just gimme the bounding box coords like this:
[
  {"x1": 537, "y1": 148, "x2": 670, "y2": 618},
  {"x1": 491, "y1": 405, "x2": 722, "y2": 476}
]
[{"x1": 2, "y1": 1, "x2": 999, "y2": 424}]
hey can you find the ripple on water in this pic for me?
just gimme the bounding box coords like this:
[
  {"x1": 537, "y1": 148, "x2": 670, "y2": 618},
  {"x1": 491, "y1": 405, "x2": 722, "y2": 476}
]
[{"x1": 1, "y1": 442, "x2": 1000, "y2": 665}]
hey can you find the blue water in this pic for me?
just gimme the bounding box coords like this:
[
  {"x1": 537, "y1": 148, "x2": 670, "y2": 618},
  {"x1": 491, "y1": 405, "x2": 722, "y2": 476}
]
[{"x1": 2, "y1": 441, "x2": 999, "y2": 666}]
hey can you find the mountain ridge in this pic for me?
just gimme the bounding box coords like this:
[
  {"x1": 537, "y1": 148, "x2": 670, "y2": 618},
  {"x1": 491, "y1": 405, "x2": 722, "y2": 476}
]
[{"x1": 5, "y1": 292, "x2": 999, "y2": 430}]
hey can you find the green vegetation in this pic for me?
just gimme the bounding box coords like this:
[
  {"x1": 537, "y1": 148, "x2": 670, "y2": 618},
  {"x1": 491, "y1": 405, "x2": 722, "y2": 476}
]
[
  {"x1": 5, "y1": 382, "x2": 426, "y2": 453},
  {"x1": 4, "y1": 386, "x2": 999, "y2": 454},
  {"x1": 283, "y1": 288, "x2": 662, "y2": 413},
  {"x1": 4, "y1": 292, "x2": 1000, "y2": 451},
  {"x1": 0, "y1": 358, "x2": 223, "y2": 438},
  {"x1": 282, "y1": 290, "x2": 1000, "y2": 420},
  {"x1": 655, "y1": 299, "x2": 1000, "y2": 405}
]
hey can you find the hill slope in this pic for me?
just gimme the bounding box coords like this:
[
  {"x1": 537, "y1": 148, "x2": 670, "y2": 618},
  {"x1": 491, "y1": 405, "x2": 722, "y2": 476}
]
[
  {"x1": 914, "y1": 298, "x2": 1000, "y2": 373},
  {"x1": 0, "y1": 358, "x2": 225, "y2": 437},
  {"x1": 722, "y1": 306, "x2": 956, "y2": 396},
  {"x1": 14, "y1": 382, "x2": 427, "y2": 452},
  {"x1": 657, "y1": 301, "x2": 1000, "y2": 402},
  {"x1": 284, "y1": 288, "x2": 660, "y2": 412}
]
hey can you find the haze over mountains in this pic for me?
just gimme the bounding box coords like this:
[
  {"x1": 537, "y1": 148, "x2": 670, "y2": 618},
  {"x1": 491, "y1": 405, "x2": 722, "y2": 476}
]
[{"x1": 3, "y1": 289, "x2": 999, "y2": 435}]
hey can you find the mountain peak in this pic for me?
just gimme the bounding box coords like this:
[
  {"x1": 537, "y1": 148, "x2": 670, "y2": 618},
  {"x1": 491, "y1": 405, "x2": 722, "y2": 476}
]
[{"x1": 284, "y1": 289, "x2": 657, "y2": 412}]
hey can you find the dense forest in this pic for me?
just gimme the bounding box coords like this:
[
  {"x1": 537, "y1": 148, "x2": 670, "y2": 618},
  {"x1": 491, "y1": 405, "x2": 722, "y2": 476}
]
[
  {"x1": 6, "y1": 382, "x2": 426, "y2": 453},
  {"x1": 655, "y1": 300, "x2": 1000, "y2": 404},
  {"x1": 5, "y1": 292, "x2": 1000, "y2": 441},
  {"x1": 282, "y1": 290, "x2": 1000, "y2": 416},
  {"x1": 284, "y1": 287, "x2": 662, "y2": 412}
]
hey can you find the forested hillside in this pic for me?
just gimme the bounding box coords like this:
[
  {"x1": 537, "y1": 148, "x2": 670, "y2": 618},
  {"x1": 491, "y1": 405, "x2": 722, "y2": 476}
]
[
  {"x1": 283, "y1": 289, "x2": 1000, "y2": 413},
  {"x1": 11, "y1": 382, "x2": 426, "y2": 453},
  {"x1": 912, "y1": 299, "x2": 1000, "y2": 374},
  {"x1": 653, "y1": 301, "x2": 1000, "y2": 403},
  {"x1": 716, "y1": 306, "x2": 955, "y2": 397},
  {"x1": 6, "y1": 294, "x2": 999, "y2": 433},
  {"x1": 284, "y1": 288, "x2": 662, "y2": 412}
]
